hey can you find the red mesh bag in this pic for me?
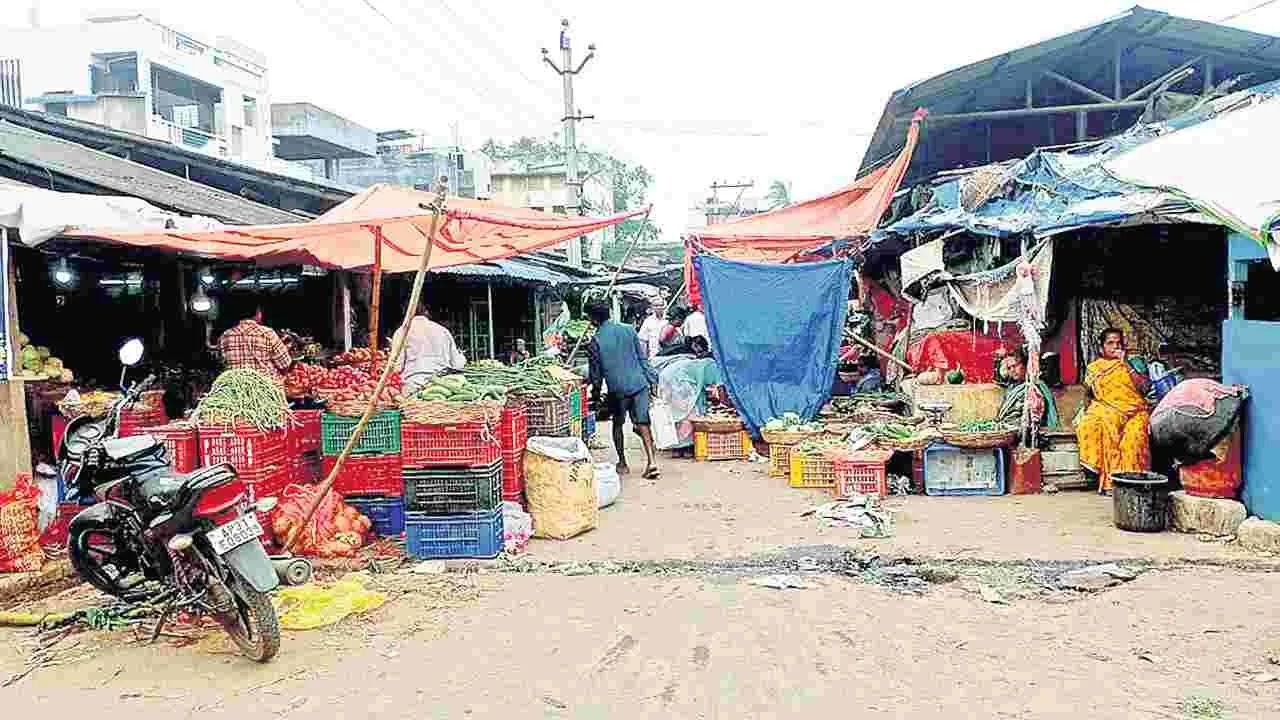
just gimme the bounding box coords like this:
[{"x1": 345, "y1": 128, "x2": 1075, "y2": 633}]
[{"x1": 0, "y1": 474, "x2": 45, "y2": 573}]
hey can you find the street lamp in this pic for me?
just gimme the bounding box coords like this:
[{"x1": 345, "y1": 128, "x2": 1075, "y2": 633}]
[{"x1": 51, "y1": 257, "x2": 76, "y2": 289}]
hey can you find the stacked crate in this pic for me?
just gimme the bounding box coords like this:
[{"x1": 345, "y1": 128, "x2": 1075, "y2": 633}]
[
  {"x1": 567, "y1": 383, "x2": 584, "y2": 439},
  {"x1": 146, "y1": 422, "x2": 200, "y2": 473},
  {"x1": 198, "y1": 425, "x2": 290, "y2": 498},
  {"x1": 320, "y1": 410, "x2": 405, "y2": 537},
  {"x1": 286, "y1": 409, "x2": 323, "y2": 485},
  {"x1": 524, "y1": 393, "x2": 570, "y2": 438},
  {"x1": 498, "y1": 401, "x2": 529, "y2": 506},
  {"x1": 401, "y1": 418, "x2": 504, "y2": 560}
]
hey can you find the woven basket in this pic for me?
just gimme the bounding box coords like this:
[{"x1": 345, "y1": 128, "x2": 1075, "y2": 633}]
[
  {"x1": 324, "y1": 398, "x2": 400, "y2": 417},
  {"x1": 401, "y1": 399, "x2": 503, "y2": 426},
  {"x1": 874, "y1": 433, "x2": 939, "y2": 453},
  {"x1": 942, "y1": 427, "x2": 1020, "y2": 449},
  {"x1": 761, "y1": 429, "x2": 822, "y2": 446},
  {"x1": 58, "y1": 395, "x2": 119, "y2": 420},
  {"x1": 850, "y1": 409, "x2": 918, "y2": 425},
  {"x1": 690, "y1": 415, "x2": 743, "y2": 433}
]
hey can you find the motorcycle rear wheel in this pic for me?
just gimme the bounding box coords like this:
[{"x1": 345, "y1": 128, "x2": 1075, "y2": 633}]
[{"x1": 216, "y1": 583, "x2": 280, "y2": 662}]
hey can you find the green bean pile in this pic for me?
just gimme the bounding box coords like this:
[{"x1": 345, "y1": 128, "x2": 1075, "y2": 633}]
[
  {"x1": 460, "y1": 363, "x2": 563, "y2": 398},
  {"x1": 193, "y1": 368, "x2": 290, "y2": 430}
]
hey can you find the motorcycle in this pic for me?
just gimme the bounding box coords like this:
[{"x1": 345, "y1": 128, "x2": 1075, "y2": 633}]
[{"x1": 62, "y1": 339, "x2": 282, "y2": 662}]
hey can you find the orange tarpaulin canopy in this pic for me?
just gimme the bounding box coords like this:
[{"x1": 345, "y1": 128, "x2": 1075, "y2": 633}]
[
  {"x1": 67, "y1": 184, "x2": 648, "y2": 272},
  {"x1": 688, "y1": 111, "x2": 926, "y2": 263}
]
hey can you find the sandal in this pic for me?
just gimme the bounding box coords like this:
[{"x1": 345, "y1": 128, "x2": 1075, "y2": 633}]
[{"x1": 642, "y1": 467, "x2": 661, "y2": 480}]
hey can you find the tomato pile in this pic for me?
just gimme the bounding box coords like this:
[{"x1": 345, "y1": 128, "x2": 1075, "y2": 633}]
[
  {"x1": 333, "y1": 347, "x2": 389, "y2": 366},
  {"x1": 284, "y1": 351, "x2": 404, "y2": 406},
  {"x1": 284, "y1": 362, "x2": 328, "y2": 398}
]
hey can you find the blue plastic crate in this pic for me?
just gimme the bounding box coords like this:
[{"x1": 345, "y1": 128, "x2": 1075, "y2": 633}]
[
  {"x1": 583, "y1": 412, "x2": 596, "y2": 439},
  {"x1": 923, "y1": 444, "x2": 1006, "y2": 496},
  {"x1": 404, "y1": 509, "x2": 504, "y2": 559},
  {"x1": 344, "y1": 495, "x2": 405, "y2": 538}
]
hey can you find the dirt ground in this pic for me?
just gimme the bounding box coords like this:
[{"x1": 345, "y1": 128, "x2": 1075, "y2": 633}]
[{"x1": 3, "y1": 429, "x2": 1278, "y2": 718}]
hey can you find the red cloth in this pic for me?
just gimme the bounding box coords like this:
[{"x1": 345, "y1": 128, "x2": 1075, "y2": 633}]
[
  {"x1": 69, "y1": 185, "x2": 647, "y2": 273},
  {"x1": 907, "y1": 330, "x2": 1017, "y2": 384}
]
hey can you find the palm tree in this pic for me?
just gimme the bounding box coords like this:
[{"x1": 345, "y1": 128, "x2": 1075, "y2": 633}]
[{"x1": 765, "y1": 179, "x2": 791, "y2": 210}]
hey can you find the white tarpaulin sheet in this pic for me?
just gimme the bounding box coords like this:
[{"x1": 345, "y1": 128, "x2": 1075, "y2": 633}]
[
  {"x1": 0, "y1": 184, "x2": 221, "y2": 246},
  {"x1": 1105, "y1": 93, "x2": 1280, "y2": 267},
  {"x1": 900, "y1": 237, "x2": 944, "y2": 291}
]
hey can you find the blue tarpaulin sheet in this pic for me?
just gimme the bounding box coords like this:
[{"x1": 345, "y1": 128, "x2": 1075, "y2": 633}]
[{"x1": 694, "y1": 254, "x2": 852, "y2": 436}]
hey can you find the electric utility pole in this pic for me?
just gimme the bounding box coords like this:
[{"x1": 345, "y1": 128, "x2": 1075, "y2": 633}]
[{"x1": 542, "y1": 19, "x2": 595, "y2": 268}]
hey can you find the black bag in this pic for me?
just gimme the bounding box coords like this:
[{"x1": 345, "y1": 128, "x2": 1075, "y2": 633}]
[{"x1": 1150, "y1": 388, "x2": 1246, "y2": 465}]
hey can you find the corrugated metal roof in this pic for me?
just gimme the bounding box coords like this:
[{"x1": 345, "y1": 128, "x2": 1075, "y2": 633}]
[
  {"x1": 0, "y1": 120, "x2": 303, "y2": 224},
  {"x1": 435, "y1": 258, "x2": 576, "y2": 285},
  {"x1": 858, "y1": 6, "x2": 1280, "y2": 181}
]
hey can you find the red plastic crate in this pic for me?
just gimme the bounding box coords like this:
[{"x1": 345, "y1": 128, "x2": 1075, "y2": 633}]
[
  {"x1": 498, "y1": 403, "x2": 528, "y2": 455},
  {"x1": 401, "y1": 422, "x2": 500, "y2": 469},
  {"x1": 289, "y1": 452, "x2": 322, "y2": 485},
  {"x1": 198, "y1": 425, "x2": 287, "y2": 483},
  {"x1": 502, "y1": 449, "x2": 525, "y2": 497},
  {"x1": 833, "y1": 450, "x2": 895, "y2": 498},
  {"x1": 118, "y1": 407, "x2": 168, "y2": 437},
  {"x1": 146, "y1": 423, "x2": 200, "y2": 473},
  {"x1": 287, "y1": 409, "x2": 322, "y2": 455},
  {"x1": 321, "y1": 454, "x2": 404, "y2": 496}
]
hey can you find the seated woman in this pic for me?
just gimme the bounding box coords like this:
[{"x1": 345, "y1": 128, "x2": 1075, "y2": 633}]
[
  {"x1": 1077, "y1": 328, "x2": 1152, "y2": 496},
  {"x1": 994, "y1": 346, "x2": 1058, "y2": 428}
]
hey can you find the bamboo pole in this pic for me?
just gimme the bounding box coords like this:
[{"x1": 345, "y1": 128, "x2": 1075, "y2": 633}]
[
  {"x1": 284, "y1": 179, "x2": 449, "y2": 554},
  {"x1": 566, "y1": 207, "x2": 653, "y2": 365},
  {"x1": 844, "y1": 330, "x2": 914, "y2": 373}
]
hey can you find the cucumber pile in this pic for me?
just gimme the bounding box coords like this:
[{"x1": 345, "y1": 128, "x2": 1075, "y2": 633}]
[{"x1": 416, "y1": 374, "x2": 508, "y2": 402}]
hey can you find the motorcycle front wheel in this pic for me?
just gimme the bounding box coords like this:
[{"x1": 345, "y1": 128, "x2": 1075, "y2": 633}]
[{"x1": 216, "y1": 581, "x2": 280, "y2": 662}]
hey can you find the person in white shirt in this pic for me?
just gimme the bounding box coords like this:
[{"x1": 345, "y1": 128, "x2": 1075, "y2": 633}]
[
  {"x1": 637, "y1": 301, "x2": 665, "y2": 361},
  {"x1": 683, "y1": 302, "x2": 709, "y2": 343},
  {"x1": 394, "y1": 299, "x2": 466, "y2": 396}
]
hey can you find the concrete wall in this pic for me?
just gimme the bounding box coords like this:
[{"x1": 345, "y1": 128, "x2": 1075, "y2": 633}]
[
  {"x1": 66, "y1": 94, "x2": 147, "y2": 135},
  {"x1": 270, "y1": 102, "x2": 376, "y2": 158},
  {"x1": 1223, "y1": 232, "x2": 1280, "y2": 521}
]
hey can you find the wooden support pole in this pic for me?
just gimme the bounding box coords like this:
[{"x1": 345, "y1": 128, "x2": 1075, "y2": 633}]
[{"x1": 369, "y1": 226, "x2": 383, "y2": 369}]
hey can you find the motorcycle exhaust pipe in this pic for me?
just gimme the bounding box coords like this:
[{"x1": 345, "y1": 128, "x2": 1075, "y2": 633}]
[{"x1": 271, "y1": 555, "x2": 313, "y2": 586}]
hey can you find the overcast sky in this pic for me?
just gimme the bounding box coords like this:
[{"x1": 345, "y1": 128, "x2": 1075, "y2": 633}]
[{"x1": 4, "y1": 0, "x2": 1280, "y2": 240}]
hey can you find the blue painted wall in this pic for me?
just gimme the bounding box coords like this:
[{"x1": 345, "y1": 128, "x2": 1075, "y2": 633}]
[{"x1": 1222, "y1": 233, "x2": 1280, "y2": 520}]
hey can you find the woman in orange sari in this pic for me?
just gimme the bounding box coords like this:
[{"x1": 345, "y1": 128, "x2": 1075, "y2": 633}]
[{"x1": 1078, "y1": 328, "x2": 1152, "y2": 495}]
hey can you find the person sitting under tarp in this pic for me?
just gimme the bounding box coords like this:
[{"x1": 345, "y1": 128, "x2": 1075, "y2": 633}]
[
  {"x1": 832, "y1": 354, "x2": 882, "y2": 396},
  {"x1": 993, "y1": 346, "x2": 1058, "y2": 428},
  {"x1": 1076, "y1": 328, "x2": 1152, "y2": 497}
]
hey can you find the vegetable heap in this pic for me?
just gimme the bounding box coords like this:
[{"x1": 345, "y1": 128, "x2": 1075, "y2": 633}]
[
  {"x1": 333, "y1": 347, "x2": 389, "y2": 366},
  {"x1": 14, "y1": 331, "x2": 74, "y2": 383},
  {"x1": 865, "y1": 422, "x2": 930, "y2": 444},
  {"x1": 458, "y1": 362, "x2": 565, "y2": 399},
  {"x1": 315, "y1": 364, "x2": 403, "y2": 406},
  {"x1": 416, "y1": 373, "x2": 507, "y2": 402},
  {"x1": 762, "y1": 412, "x2": 824, "y2": 434},
  {"x1": 954, "y1": 420, "x2": 1011, "y2": 432},
  {"x1": 193, "y1": 368, "x2": 290, "y2": 431},
  {"x1": 795, "y1": 435, "x2": 845, "y2": 454}
]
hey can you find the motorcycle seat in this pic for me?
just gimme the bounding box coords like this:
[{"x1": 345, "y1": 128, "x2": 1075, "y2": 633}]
[
  {"x1": 103, "y1": 434, "x2": 161, "y2": 461},
  {"x1": 139, "y1": 464, "x2": 237, "y2": 513}
]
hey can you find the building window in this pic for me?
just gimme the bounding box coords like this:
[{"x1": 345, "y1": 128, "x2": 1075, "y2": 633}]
[
  {"x1": 172, "y1": 104, "x2": 200, "y2": 128},
  {"x1": 243, "y1": 96, "x2": 257, "y2": 128},
  {"x1": 0, "y1": 58, "x2": 22, "y2": 108},
  {"x1": 90, "y1": 52, "x2": 139, "y2": 94}
]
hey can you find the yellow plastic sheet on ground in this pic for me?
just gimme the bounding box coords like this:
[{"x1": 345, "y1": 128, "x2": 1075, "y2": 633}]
[{"x1": 273, "y1": 573, "x2": 387, "y2": 630}]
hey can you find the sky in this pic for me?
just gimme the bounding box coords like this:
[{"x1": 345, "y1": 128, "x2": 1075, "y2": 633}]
[{"x1": 4, "y1": 0, "x2": 1280, "y2": 240}]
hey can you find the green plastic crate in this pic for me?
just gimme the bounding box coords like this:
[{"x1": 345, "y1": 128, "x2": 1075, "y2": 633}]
[
  {"x1": 568, "y1": 386, "x2": 582, "y2": 422},
  {"x1": 321, "y1": 411, "x2": 402, "y2": 456}
]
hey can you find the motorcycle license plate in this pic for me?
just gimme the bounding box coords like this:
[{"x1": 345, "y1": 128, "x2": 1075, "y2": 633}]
[{"x1": 206, "y1": 514, "x2": 264, "y2": 556}]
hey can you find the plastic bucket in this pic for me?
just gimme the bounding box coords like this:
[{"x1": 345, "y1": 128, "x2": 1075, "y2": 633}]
[{"x1": 1112, "y1": 471, "x2": 1171, "y2": 532}]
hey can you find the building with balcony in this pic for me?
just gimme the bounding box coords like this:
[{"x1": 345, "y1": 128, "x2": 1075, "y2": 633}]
[
  {"x1": 491, "y1": 160, "x2": 616, "y2": 260},
  {"x1": 0, "y1": 12, "x2": 275, "y2": 168},
  {"x1": 303, "y1": 129, "x2": 493, "y2": 199}
]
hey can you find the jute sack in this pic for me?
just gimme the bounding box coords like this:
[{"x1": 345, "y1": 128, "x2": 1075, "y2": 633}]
[{"x1": 524, "y1": 437, "x2": 597, "y2": 540}]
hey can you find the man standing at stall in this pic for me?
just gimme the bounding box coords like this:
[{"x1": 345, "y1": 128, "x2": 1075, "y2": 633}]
[
  {"x1": 587, "y1": 303, "x2": 660, "y2": 479},
  {"x1": 218, "y1": 306, "x2": 293, "y2": 387},
  {"x1": 395, "y1": 298, "x2": 466, "y2": 397}
]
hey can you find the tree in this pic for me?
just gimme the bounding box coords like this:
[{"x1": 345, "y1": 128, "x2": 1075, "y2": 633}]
[
  {"x1": 765, "y1": 179, "x2": 792, "y2": 210},
  {"x1": 481, "y1": 136, "x2": 655, "y2": 219}
]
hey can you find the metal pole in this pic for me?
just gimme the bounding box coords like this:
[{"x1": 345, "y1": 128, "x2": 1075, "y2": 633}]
[
  {"x1": 487, "y1": 281, "x2": 495, "y2": 360},
  {"x1": 369, "y1": 226, "x2": 383, "y2": 364}
]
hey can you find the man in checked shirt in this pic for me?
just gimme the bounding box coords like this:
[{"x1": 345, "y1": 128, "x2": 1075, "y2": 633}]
[{"x1": 218, "y1": 306, "x2": 293, "y2": 386}]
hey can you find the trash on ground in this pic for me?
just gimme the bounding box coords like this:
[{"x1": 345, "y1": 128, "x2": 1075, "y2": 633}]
[
  {"x1": 1055, "y1": 563, "x2": 1138, "y2": 592},
  {"x1": 801, "y1": 495, "x2": 895, "y2": 538},
  {"x1": 748, "y1": 575, "x2": 815, "y2": 590},
  {"x1": 274, "y1": 573, "x2": 388, "y2": 630}
]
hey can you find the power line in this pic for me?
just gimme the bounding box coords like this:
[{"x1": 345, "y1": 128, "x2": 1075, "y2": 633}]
[{"x1": 1220, "y1": 0, "x2": 1280, "y2": 22}]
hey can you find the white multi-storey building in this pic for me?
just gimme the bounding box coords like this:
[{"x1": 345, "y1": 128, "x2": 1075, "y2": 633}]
[{"x1": 0, "y1": 12, "x2": 275, "y2": 167}]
